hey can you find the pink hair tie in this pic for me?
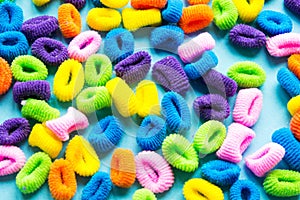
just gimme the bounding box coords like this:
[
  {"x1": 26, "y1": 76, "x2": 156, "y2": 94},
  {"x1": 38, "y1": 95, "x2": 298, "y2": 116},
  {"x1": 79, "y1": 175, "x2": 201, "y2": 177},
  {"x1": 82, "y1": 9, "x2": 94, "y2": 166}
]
[
  {"x1": 266, "y1": 33, "x2": 300, "y2": 57},
  {"x1": 216, "y1": 123, "x2": 256, "y2": 163},
  {"x1": 233, "y1": 88, "x2": 263, "y2": 127},
  {"x1": 0, "y1": 145, "x2": 26, "y2": 176},
  {"x1": 68, "y1": 30, "x2": 101, "y2": 62},
  {"x1": 245, "y1": 142, "x2": 285, "y2": 177},
  {"x1": 46, "y1": 107, "x2": 89, "y2": 141},
  {"x1": 178, "y1": 32, "x2": 215, "y2": 63},
  {"x1": 135, "y1": 151, "x2": 174, "y2": 193}
]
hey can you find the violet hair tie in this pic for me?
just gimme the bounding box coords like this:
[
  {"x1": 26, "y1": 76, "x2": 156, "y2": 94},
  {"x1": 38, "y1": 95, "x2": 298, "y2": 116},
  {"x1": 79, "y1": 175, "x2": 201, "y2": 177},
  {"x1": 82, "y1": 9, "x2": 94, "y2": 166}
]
[
  {"x1": 0, "y1": 145, "x2": 26, "y2": 176},
  {"x1": 216, "y1": 122, "x2": 256, "y2": 163},
  {"x1": 266, "y1": 33, "x2": 300, "y2": 57},
  {"x1": 0, "y1": 118, "x2": 30, "y2": 145},
  {"x1": 64, "y1": 0, "x2": 86, "y2": 10},
  {"x1": 114, "y1": 51, "x2": 151, "y2": 84},
  {"x1": 152, "y1": 56, "x2": 190, "y2": 95},
  {"x1": 12, "y1": 80, "x2": 51, "y2": 104},
  {"x1": 284, "y1": 0, "x2": 300, "y2": 17}
]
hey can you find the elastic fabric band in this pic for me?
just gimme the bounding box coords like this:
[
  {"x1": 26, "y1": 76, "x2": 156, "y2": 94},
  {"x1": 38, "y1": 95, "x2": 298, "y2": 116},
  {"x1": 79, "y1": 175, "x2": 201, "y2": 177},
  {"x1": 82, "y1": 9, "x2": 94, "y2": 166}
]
[
  {"x1": 131, "y1": 0, "x2": 167, "y2": 9},
  {"x1": 287, "y1": 95, "x2": 300, "y2": 116},
  {"x1": 188, "y1": 0, "x2": 210, "y2": 4},
  {"x1": 212, "y1": 0, "x2": 238, "y2": 30},
  {"x1": 0, "y1": 57, "x2": 12, "y2": 95},
  {"x1": 161, "y1": 0, "x2": 183, "y2": 23},
  {"x1": 0, "y1": 145, "x2": 26, "y2": 176},
  {"x1": 91, "y1": 0, "x2": 103, "y2": 7},
  {"x1": 277, "y1": 67, "x2": 300, "y2": 97},
  {"x1": 100, "y1": 0, "x2": 128, "y2": 8},
  {"x1": 87, "y1": 8, "x2": 121, "y2": 31},
  {"x1": 58, "y1": 3, "x2": 81, "y2": 38},
  {"x1": 288, "y1": 54, "x2": 300, "y2": 80},
  {"x1": 284, "y1": 0, "x2": 300, "y2": 17},
  {"x1": 230, "y1": 180, "x2": 260, "y2": 200},
  {"x1": 266, "y1": 33, "x2": 300, "y2": 57},
  {"x1": 232, "y1": 0, "x2": 264, "y2": 23},
  {"x1": 64, "y1": 0, "x2": 86, "y2": 10},
  {"x1": 0, "y1": 2, "x2": 23, "y2": 32},
  {"x1": 132, "y1": 189, "x2": 157, "y2": 200},
  {"x1": 0, "y1": 118, "x2": 30, "y2": 145}
]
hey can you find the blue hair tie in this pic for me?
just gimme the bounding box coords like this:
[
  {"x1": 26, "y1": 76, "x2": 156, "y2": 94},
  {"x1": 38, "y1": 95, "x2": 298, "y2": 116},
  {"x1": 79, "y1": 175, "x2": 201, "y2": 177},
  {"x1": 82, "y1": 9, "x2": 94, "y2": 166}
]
[
  {"x1": 184, "y1": 51, "x2": 219, "y2": 80},
  {"x1": 91, "y1": 0, "x2": 103, "y2": 7},
  {"x1": 81, "y1": 171, "x2": 112, "y2": 200},
  {"x1": 88, "y1": 116, "x2": 124, "y2": 153},
  {"x1": 257, "y1": 10, "x2": 292, "y2": 36},
  {"x1": 277, "y1": 67, "x2": 300, "y2": 97},
  {"x1": 161, "y1": 91, "x2": 191, "y2": 134},
  {"x1": 272, "y1": 128, "x2": 300, "y2": 171},
  {"x1": 104, "y1": 28, "x2": 134, "y2": 64},
  {"x1": 136, "y1": 115, "x2": 167, "y2": 151},
  {"x1": 162, "y1": 0, "x2": 183, "y2": 23},
  {"x1": 201, "y1": 160, "x2": 241, "y2": 187},
  {"x1": 230, "y1": 180, "x2": 260, "y2": 200},
  {"x1": 0, "y1": 2, "x2": 23, "y2": 33}
]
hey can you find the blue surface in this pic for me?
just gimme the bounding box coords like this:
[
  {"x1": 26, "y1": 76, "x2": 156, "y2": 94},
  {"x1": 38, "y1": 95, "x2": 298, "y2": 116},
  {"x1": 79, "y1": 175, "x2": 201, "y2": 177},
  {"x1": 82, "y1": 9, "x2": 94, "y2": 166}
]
[{"x1": 0, "y1": 0, "x2": 300, "y2": 200}]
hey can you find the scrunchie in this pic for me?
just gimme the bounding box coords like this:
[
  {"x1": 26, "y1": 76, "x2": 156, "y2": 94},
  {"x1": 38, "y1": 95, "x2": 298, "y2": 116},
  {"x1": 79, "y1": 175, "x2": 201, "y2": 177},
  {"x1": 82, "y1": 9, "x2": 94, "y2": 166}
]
[
  {"x1": 287, "y1": 95, "x2": 300, "y2": 116},
  {"x1": 161, "y1": 0, "x2": 183, "y2": 23},
  {"x1": 58, "y1": 3, "x2": 81, "y2": 38},
  {"x1": 288, "y1": 54, "x2": 300, "y2": 80},
  {"x1": 0, "y1": 57, "x2": 12, "y2": 95},
  {"x1": 277, "y1": 67, "x2": 300, "y2": 97},
  {"x1": 230, "y1": 180, "x2": 260, "y2": 200},
  {"x1": 0, "y1": 2, "x2": 23, "y2": 33},
  {"x1": 32, "y1": 0, "x2": 50, "y2": 6},
  {"x1": 132, "y1": 189, "x2": 157, "y2": 200},
  {"x1": 64, "y1": 0, "x2": 86, "y2": 10},
  {"x1": 188, "y1": 0, "x2": 210, "y2": 4},
  {"x1": 290, "y1": 109, "x2": 300, "y2": 141},
  {"x1": 0, "y1": 145, "x2": 26, "y2": 176},
  {"x1": 87, "y1": 8, "x2": 121, "y2": 31},
  {"x1": 212, "y1": 0, "x2": 238, "y2": 30},
  {"x1": 266, "y1": 33, "x2": 300, "y2": 57},
  {"x1": 100, "y1": 0, "x2": 128, "y2": 8},
  {"x1": 232, "y1": 0, "x2": 264, "y2": 23},
  {"x1": 0, "y1": 118, "x2": 30, "y2": 145},
  {"x1": 131, "y1": 0, "x2": 167, "y2": 9},
  {"x1": 284, "y1": 0, "x2": 300, "y2": 17}
]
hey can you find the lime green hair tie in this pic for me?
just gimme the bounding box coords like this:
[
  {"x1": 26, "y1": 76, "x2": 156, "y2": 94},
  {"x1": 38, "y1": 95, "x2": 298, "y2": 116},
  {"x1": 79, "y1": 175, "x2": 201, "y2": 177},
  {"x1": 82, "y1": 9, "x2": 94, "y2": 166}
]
[
  {"x1": 16, "y1": 152, "x2": 52, "y2": 194},
  {"x1": 263, "y1": 169, "x2": 300, "y2": 197},
  {"x1": 212, "y1": 0, "x2": 238, "y2": 30},
  {"x1": 132, "y1": 188, "x2": 157, "y2": 200},
  {"x1": 227, "y1": 61, "x2": 266, "y2": 88},
  {"x1": 11, "y1": 55, "x2": 48, "y2": 82}
]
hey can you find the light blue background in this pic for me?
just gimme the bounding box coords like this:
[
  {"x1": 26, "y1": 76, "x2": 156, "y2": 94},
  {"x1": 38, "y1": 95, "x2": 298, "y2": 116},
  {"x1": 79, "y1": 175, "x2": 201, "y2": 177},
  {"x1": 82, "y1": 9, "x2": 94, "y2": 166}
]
[{"x1": 0, "y1": 0, "x2": 299, "y2": 199}]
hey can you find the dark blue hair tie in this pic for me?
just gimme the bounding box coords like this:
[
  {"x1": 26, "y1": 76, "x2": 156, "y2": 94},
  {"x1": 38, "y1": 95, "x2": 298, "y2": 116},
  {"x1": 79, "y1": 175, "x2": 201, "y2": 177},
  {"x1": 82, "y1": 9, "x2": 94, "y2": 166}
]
[
  {"x1": 81, "y1": 171, "x2": 112, "y2": 200},
  {"x1": 162, "y1": 0, "x2": 183, "y2": 23},
  {"x1": 0, "y1": 2, "x2": 23, "y2": 33},
  {"x1": 91, "y1": 0, "x2": 103, "y2": 7},
  {"x1": 136, "y1": 115, "x2": 167, "y2": 151},
  {"x1": 277, "y1": 67, "x2": 300, "y2": 97},
  {"x1": 230, "y1": 180, "x2": 260, "y2": 200},
  {"x1": 284, "y1": 0, "x2": 300, "y2": 17}
]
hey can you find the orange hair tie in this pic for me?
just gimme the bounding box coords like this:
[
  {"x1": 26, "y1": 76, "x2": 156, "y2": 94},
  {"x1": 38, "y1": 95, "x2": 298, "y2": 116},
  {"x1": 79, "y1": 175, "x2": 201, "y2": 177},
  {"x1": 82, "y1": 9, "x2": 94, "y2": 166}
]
[
  {"x1": 131, "y1": 0, "x2": 167, "y2": 9},
  {"x1": 288, "y1": 54, "x2": 300, "y2": 80},
  {"x1": 188, "y1": 0, "x2": 210, "y2": 4},
  {"x1": 110, "y1": 148, "x2": 136, "y2": 188},
  {"x1": 290, "y1": 111, "x2": 300, "y2": 141},
  {"x1": 0, "y1": 57, "x2": 12, "y2": 95},
  {"x1": 178, "y1": 5, "x2": 213, "y2": 34},
  {"x1": 58, "y1": 3, "x2": 81, "y2": 38}
]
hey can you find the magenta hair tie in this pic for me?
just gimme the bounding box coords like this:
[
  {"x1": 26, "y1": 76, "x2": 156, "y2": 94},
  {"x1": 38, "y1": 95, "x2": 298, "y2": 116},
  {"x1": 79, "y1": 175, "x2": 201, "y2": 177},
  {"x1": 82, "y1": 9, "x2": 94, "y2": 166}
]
[
  {"x1": 266, "y1": 33, "x2": 300, "y2": 57},
  {"x1": 0, "y1": 145, "x2": 26, "y2": 176},
  {"x1": 68, "y1": 30, "x2": 102, "y2": 62},
  {"x1": 216, "y1": 123, "x2": 256, "y2": 163},
  {"x1": 233, "y1": 88, "x2": 263, "y2": 127},
  {"x1": 245, "y1": 142, "x2": 285, "y2": 177},
  {"x1": 135, "y1": 151, "x2": 174, "y2": 193}
]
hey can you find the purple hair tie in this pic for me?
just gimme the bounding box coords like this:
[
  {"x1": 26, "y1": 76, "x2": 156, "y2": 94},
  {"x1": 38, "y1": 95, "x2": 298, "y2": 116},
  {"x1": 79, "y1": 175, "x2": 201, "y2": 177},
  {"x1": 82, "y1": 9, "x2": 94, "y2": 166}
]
[
  {"x1": 0, "y1": 118, "x2": 30, "y2": 145},
  {"x1": 229, "y1": 24, "x2": 266, "y2": 48},
  {"x1": 64, "y1": 0, "x2": 86, "y2": 10},
  {"x1": 13, "y1": 80, "x2": 51, "y2": 104},
  {"x1": 31, "y1": 37, "x2": 68, "y2": 66},
  {"x1": 152, "y1": 56, "x2": 190, "y2": 95},
  {"x1": 114, "y1": 51, "x2": 151, "y2": 84},
  {"x1": 193, "y1": 94, "x2": 230, "y2": 121},
  {"x1": 284, "y1": 0, "x2": 300, "y2": 17}
]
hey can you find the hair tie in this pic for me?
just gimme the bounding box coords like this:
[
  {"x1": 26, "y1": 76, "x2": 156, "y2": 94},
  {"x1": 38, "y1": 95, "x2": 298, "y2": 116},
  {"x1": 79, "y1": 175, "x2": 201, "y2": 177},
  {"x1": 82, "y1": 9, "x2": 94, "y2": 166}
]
[
  {"x1": 66, "y1": 135, "x2": 100, "y2": 176},
  {"x1": 230, "y1": 180, "x2": 260, "y2": 200},
  {"x1": 161, "y1": 0, "x2": 183, "y2": 23},
  {"x1": 82, "y1": 171, "x2": 113, "y2": 200},
  {"x1": 0, "y1": 145, "x2": 26, "y2": 176},
  {"x1": 288, "y1": 54, "x2": 300, "y2": 80},
  {"x1": 0, "y1": 57, "x2": 11, "y2": 95},
  {"x1": 152, "y1": 56, "x2": 190, "y2": 95},
  {"x1": 232, "y1": 0, "x2": 264, "y2": 23},
  {"x1": 132, "y1": 188, "x2": 157, "y2": 200},
  {"x1": 188, "y1": 0, "x2": 210, "y2": 4},
  {"x1": 266, "y1": 33, "x2": 300, "y2": 57},
  {"x1": 122, "y1": 8, "x2": 162, "y2": 31},
  {"x1": 0, "y1": 118, "x2": 30, "y2": 145},
  {"x1": 91, "y1": 0, "x2": 103, "y2": 7},
  {"x1": 131, "y1": 0, "x2": 167, "y2": 9},
  {"x1": 16, "y1": 152, "x2": 52, "y2": 194},
  {"x1": 58, "y1": 3, "x2": 81, "y2": 38},
  {"x1": 277, "y1": 67, "x2": 300, "y2": 97},
  {"x1": 287, "y1": 95, "x2": 300, "y2": 116},
  {"x1": 178, "y1": 5, "x2": 213, "y2": 34},
  {"x1": 64, "y1": 0, "x2": 86, "y2": 9},
  {"x1": 110, "y1": 148, "x2": 136, "y2": 188},
  {"x1": 212, "y1": 0, "x2": 238, "y2": 30},
  {"x1": 32, "y1": 0, "x2": 50, "y2": 6},
  {"x1": 104, "y1": 28, "x2": 134, "y2": 64},
  {"x1": 0, "y1": 2, "x2": 23, "y2": 32},
  {"x1": 100, "y1": 0, "x2": 128, "y2": 8},
  {"x1": 88, "y1": 115, "x2": 124, "y2": 153},
  {"x1": 87, "y1": 8, "x2": 121, "y2": 31},
  {"x1": 284, "y1": 0, "x2": 300, "y2": 17},
  {"x1": 216, "y1": 123, "x2": 256, "y2": 163}
]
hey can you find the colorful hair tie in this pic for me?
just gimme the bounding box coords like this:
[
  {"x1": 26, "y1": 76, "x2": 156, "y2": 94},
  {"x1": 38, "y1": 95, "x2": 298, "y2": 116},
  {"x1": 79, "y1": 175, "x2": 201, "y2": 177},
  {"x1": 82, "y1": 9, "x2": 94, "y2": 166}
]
[
  {"x1": 91, "y1": 0, "x2": 103, "y2": 7},
  {"x1": 0, "y1": 57, "x2": 11, "y2": 95},
  {"x1": 288, "y1": 54, "x2": 300, "y2": 80},
  {"x1": 232, "y1": 0, "x2": 264, "y2": 23},
  {"x1": 193, "y1": 94, "x2": 230, "y2": 121},
  {"x1": 104, "y1": 28, "x2": 134, "y2": 64},
  {"x1": 53, "y1": 59, "x2": 84, "y2": 102},
  {"x1": 161, "y1": 92, "x2": 191, "y2": 133},
  {"x1": 122, "y1": 8, "x2": 162, "y2": 31},
  {"x1": 230, "y1": 180, "x2": 260, "y2": 200},
  {"x1": 178, "y1": 32, "x2": 215, "y2": 63},
  {"x1": 183, "y1": 178, "x2": 224, "y2": 200},
  {"x1": 233, "y1": 88, "x2": 263, "y2": 127},
  {"x1": 266, "y1": 33, "x2": 300, "y2": 57},
  {"x1": 216, "y1": 123, "x2": 256, "y2": 163},
  {"x1": 65, "y1": 135, "x2": 100, "y2": 176},
  {"x1": 188, "y1": 0, "x2": 210, "y2": 4},
  {"x1": 132, "y1": 188, "x2": 157, "y2": 200},
  {"x1": 88, "y1": 115, "x2": 124, "y2": 153},
  {"x1": 31, "y1": 37, "x2": 68, "y2": 66},
  {"x1": 32, "y1": 0, "x2": 50, "y2": 6},
  {"x1": 131, "y1": 0, "x2": 167, "y2": 9},
  {"x1": 82, "y1": 171, "x2": 113, "y2": 200},
  {"x1": 212, "y1": 0, "x2": 238, "y2": 30},
  {"x1": 161, "y1": 0, "x2": 183, "y2": 23},
  {"x1": 152, "y1": 56, "x2": 190, "y2": 95},
  {"x1": 0, "y1": 118, "x2": 30, "y2": 145},
  {"x1": 100, "y1": 0, "x2": 128, "y2": 8},
  {"x1": 193, "y1": 120, "x2": 226, "y2": 154},
  {"x1": 58, "y1": 3, "x2": 81, "y2": 38},
  {"x1": 284, "y1": 0, "x2": 300, "y2": 17},
  {"x1": 263, "y1": 169, "x2": 300, "y2": 197},
  {"x1": 162, "y1": 134, "x2": 198, "y2": 172},
  {"x1": 287, "y1": 95, "x2": 300, "y2": 116},
  {"x1": 277, "y1": 67, "x2": 300, "y2": 97},
  {"x1": 64, "y1": 0, "x2": 86, "y2": 10},
  {"x1": 87, "y1": 8, "x2": 121, "y2": 32},
  {"x1": 110, "y1": 148, "x2": 136, "y2": 188},
  {"x1": 178, "y1": 5, "x2": 213, "y2": 34},
  {"x1": 0, "y1": 145, "x2": 26, "y2": 176},
  {"x1": 0, "y1": 2, "x2": 23, "y2": 32},
  {"x1": 16, "y1": 152, "x2": 52, "y2": 194}
]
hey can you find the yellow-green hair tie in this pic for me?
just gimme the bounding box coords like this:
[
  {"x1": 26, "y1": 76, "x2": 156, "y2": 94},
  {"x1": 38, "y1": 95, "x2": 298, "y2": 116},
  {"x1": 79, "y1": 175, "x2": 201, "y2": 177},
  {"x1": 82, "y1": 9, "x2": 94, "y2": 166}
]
[
  {"x1": 212, "y1": 0, "x2": 238, "y2": 30},
  {"x1": 132, "y1": 188, "x2": 157, "y2": 200},
  {"x1": 32, "y1": 0, "x2": 50, "y2": 6},
  {"x1": 232, "y1": 0, "x2": 264, "y2": 23}
]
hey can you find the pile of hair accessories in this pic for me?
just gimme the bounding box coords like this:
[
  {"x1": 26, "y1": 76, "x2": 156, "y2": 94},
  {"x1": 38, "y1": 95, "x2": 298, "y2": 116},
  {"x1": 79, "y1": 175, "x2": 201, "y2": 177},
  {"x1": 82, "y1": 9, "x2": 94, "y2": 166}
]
[{"x1": 0, "y1": 0, "x2": 300, "y2": 199}]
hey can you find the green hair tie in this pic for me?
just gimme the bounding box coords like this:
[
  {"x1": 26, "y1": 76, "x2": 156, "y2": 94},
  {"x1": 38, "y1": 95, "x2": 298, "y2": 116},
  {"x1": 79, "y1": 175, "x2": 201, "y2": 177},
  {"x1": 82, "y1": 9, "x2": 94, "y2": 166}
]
[
  {"x1": 16, "y1": 152, "x2": 52, "y2": 194},
  {"x1": 212, "y1": 0, "x2": 238, "y2": 30},
  {"x1": 11, "y1": 55, "x2": 48, "y2": 82},
  {"x1": 263, "y1": 169, "x2": 300, "y2": 197},
  {"x1": 227, "y1": 61, "x2": 266, "y2": 88},
  {"x1": 193, "y1": 120, "x2": 226, "y2": 154},
  {"x1": 76, "y1": 86, "x2": 111, "y2": 114},
  {"x1": 162, "y1": 134, "x2": 199, "y2": 172},
  {"x1": 85, "y1": 54, "x2": 112, "y2": 87},
  {"x1": 21, "y1": 99, "x2": 60, "y2": 122},
  {"x1": 132, "y1": 188, "x2": 157, "y2": 200}
]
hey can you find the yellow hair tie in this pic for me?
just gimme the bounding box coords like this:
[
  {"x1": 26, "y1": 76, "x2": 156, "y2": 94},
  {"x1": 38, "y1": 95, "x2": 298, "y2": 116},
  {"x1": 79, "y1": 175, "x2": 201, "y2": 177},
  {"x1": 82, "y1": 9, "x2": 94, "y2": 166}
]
[
  {"x1": 86, "y1": 8, "x2": 122, "y2": 32},
  {"x1": 53, "y1": 59, "x2": 84, "y2": 102},
  {"x1": 287, "y1": 95, "x2": 300, "y2": 116},
  {"x1": 32, "y1": 0, "x2": 50, "y2": 6},
  {"x1": 65, "y1": 135, "x2": 100, "y2": 177},
  {"x1": 100, "y1": 0, "x2": 129, "y2": 8},
  {"x1": 232, "y1": 0, "x2": 264, "y2": 23},
  {"x1": 122, "y1": 8, "x2": 162, "y2": 31}
]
